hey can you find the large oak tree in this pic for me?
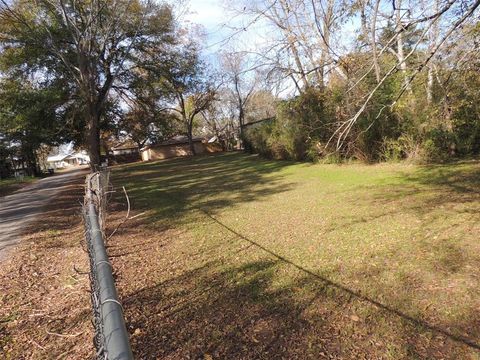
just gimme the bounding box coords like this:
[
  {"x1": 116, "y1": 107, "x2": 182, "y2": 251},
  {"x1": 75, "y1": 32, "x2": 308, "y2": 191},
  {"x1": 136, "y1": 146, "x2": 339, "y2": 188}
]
[{"x1": 0, "y1": 0, "x2": 175, "y2": 170}]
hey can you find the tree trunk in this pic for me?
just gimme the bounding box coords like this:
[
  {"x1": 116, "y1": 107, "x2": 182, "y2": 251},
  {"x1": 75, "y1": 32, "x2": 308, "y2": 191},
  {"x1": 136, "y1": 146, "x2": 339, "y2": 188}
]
[
  {"x1": 426, "y1": 66, "x2": 434, "y2": 104},
  {"x1": 360, "y1": 1, "x2": 368, "y2": 42},
  {"x1": 20, "y1": 137, "x2": 39, "y2": 176},
  {"x1": 25, "y1": 149, "x2": 38, "y2": 176},
  {"x1": 395, "y1": 0, "x2": 411, "y2": 91},
  {"x1": 371, "y1": 0, "x2": 381, "y2": 83},
  {"x1": 187, "y1": 121, "x2": 196, "y2": 155},
  {"x1": 319, "y1": 0, "x2": 335, "y2": 87},
  {"x1": 238, "y1": 103, "x2": 245, "y2": 148},
  {"x1": 87, "y1": 103, "x2": 101, "y2": 171},
  {"x1": 426, "y1": 0, "x2": 439, "y2": 105},
  {"x1": 277, "y1": 0, "x2": 309, "y2": 89},
  {"x1": 397, "y1": 33, "x2": 410, "y2": 90},
  {"x1": 289, "y1": 38, "x2": 309, "y2": 89}
]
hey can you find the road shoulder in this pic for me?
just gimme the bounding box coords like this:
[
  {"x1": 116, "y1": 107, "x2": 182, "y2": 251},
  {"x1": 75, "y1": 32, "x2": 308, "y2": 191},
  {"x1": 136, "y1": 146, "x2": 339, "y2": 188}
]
[{"x1": 0, "y1": 170, "x2": 93, "y2": 358}]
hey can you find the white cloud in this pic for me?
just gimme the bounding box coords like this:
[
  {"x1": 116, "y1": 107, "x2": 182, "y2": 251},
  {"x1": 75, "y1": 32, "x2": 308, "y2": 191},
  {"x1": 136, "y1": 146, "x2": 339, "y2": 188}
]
[
  {"x1": 187, "y1": 0, "x2": 225, "y2": 29},
  {"x1": 183, "y1": 0, "x2": 267, "y2": 54}
]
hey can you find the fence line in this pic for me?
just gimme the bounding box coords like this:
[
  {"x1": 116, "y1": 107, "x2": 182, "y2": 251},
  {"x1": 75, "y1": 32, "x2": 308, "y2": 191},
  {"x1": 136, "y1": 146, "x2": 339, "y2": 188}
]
[{"x1": 83, "y1": 171, "x2": 133, "y2": 360}]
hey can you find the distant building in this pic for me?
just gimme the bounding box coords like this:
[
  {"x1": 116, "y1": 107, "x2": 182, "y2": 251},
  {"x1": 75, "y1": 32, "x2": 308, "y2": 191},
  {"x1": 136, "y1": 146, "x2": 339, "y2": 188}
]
[
  {"x1": 140, "y1": 135, "x2": 222, "y2": 161},
  {"x1": 47, "y1": 151, "x2": 90, "y2": 169},
  {"x1": 110, "y1": 141, "x2": 139, "y2": 156}
]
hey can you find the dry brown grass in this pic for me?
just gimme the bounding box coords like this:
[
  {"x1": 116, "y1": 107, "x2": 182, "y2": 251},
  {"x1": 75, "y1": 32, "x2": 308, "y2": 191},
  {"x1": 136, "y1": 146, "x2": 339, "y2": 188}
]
[
  {"x1": 0, "y1": 173, "x2": 93, "y2": 359},
  {"x1": 0, "y1": 177, "x2": 36, "y2": 197}
]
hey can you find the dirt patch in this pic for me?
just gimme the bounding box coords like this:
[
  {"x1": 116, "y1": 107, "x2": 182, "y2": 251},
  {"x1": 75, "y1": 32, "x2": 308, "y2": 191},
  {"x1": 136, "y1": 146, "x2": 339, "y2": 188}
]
[
  {"x1": 0, "y1": 178, "x2": 36, "y2": 198},
  {"x1": 0, "y1": 174, "x2": 93, "y2": 359}
]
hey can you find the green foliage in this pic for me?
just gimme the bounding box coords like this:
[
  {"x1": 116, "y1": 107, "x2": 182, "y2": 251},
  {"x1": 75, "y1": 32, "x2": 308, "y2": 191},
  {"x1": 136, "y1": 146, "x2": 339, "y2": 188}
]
[
  {"x1": 117, "y1": 108, "x2": 178, "y2": 148},
  {"x1": 246, "y1": 37, "x2": 480, "y2": 164},
  {"x1": 0, "y1": 0, "x2": 176, "y2": 166},
  {"x1": 243, "y1": 119, "x2": 275, "y2": 158},
  {"x1": 380, "y1": 135, "x2": 420, "y2": 162},
  {"x1": 245, "y1": 88, "x2": 333, "y2": 161},
  {"x1": 422, "y1": 129, "x2": 456, "y2": 162},
  {"x1": 0, "y1": 79, "x2": 69, "y2": 175}
]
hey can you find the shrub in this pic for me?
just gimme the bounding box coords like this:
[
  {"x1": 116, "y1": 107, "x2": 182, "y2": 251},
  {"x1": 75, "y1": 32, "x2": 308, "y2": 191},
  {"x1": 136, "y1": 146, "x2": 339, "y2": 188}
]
[
  {"x1": 422, "y1": 128, "x2": 456, "y2": 162},
  {"x1": 380, "y1": 134, "x2": 421, "y2": 162},
  {"x1": 244, "y1": 87, "x2": 334, "y2": 161}
]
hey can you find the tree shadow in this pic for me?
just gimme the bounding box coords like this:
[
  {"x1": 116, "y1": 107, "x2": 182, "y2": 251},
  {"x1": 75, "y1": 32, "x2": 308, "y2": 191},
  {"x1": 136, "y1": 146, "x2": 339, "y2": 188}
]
[
  {"x1": 203, "y1": 211, "x2": 480, "y2": 349},
  {"x1": 123, "y1": 224, "x2": 480, "y2": 359},
  {"x1": 117, "y1": 204, "x2": 480, "y2": 358},
  {"x1": 110, "y1": 157, "x2": 480, "y2": 358},
  {"x1": 320, "y1": 160, "x2": 480, "y2": 236},
  {"x1": 111, "y1": 153, "x2": 296, "y2": 227},
  {"x1": 374, "y1": 161, "x2": 479, "y2": 208},
  {"x1": 407, "y1": 161, "x2": 480, "y2": 192},
  {"x1": 124, "y1": 258, "x2": 348, "y2": 359}
]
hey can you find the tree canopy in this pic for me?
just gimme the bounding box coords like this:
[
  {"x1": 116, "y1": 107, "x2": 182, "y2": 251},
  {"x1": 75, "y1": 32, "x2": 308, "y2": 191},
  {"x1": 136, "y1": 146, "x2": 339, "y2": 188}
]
[
  {"x1": 0, "y1": 0, "x2": 479, "y2": 176},
  {"x1": 0, "y1": 0, "x2": 176, "y2": 170}
]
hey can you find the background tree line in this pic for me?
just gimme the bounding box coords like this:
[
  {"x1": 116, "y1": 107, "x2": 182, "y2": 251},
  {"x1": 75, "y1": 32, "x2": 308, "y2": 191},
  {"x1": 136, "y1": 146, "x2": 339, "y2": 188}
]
[
  {"x1": 228, "y1": 0, "x2": 480, "y2": 162},
  {"x1": 0, "y1": 0, "x2": 479, "y2": 178},
  {"x1": 0, "y1": 0, "x2": 218, "y2": 175}
]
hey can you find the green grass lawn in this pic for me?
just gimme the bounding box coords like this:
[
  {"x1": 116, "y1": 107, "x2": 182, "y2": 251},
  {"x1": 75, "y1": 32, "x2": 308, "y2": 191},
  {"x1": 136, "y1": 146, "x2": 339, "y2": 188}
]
[
  {"x1": 0, "y1": 176, "x2": 35, "y2": 197},
  {"x1": 111, "y1": 153, "x2": 480, "y2": 359}
]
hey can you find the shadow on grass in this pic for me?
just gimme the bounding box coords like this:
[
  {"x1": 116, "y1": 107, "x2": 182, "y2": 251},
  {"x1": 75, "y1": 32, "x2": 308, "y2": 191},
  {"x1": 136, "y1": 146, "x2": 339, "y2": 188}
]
[
  {"x1": 407, "y1": 161, "x2": 480, "y2": 193},
  {"x1": 125, "y1": 258, "x2": 346, "y2": 359},
  {"x1": 321, "y1": 160, "x2": 480, "y2": 236},
  {"x1": 113, "y1": 153, "x2": 295, "y2": 226},
  {"x1": 377, "y1": 161, "x2": 480, "y2": 205},
  {"x1": 113, "y1": 155, "x2": 480, "y2": 357},
  {"x1": 203, "y1": 211, "x2": 480, "y2": 347},
  {"x1": 124, "y1": 213, "x2": 480, "y2": 358}
]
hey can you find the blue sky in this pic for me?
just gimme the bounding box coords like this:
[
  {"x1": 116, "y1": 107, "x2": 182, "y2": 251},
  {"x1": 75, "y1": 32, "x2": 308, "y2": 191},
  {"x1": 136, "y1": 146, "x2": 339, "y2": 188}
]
[
  {"x1": 182, "y1": 0, "x2": 269, "y2": 70},
  {"x1": 185, "y1": 0, "x2": 233, "y2": 51},
  {"x1": 183, "y1": 0, "x2": 275, "y2": 55},
  {"x1": 184, "y1": 0, "x2": 360, "y2": 55},
  {"x1": 182, "y1": 0, "x2": 361, "y2": 96},
  {"x1": 186, "y1": 0, "x2": 225, "y2": 32}
]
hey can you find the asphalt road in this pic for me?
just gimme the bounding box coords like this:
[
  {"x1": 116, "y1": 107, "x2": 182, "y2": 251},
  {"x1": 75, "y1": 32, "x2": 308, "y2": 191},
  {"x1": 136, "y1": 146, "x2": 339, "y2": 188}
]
[{"x1": 0, "y1": 167, "x2": 88, "y2": 262}]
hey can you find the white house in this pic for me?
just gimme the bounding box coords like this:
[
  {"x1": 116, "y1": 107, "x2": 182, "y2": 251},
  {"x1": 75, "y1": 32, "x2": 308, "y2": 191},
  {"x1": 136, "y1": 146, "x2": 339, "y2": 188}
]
[{"x1": 47, "y1": 151, "x2": 90, "y2": 169}]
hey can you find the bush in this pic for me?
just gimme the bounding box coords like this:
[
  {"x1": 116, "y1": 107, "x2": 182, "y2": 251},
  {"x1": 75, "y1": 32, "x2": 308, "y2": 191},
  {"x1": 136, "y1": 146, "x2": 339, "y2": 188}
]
[
  {"x1": 380, "y1": 134, "x2": 421, "y2": 162},
  {"x1": 244, "y1": 88, "x2": 334, "y2": 161},
  {"x1": 243, "y1": 119, "x2": 275, "y2": 158},
  {"x1": 422, "y1": 129, "x2": 456, "y2": 162},
  {"x1": 244, "y1": 58, "x2": 480, "y2": 165}
]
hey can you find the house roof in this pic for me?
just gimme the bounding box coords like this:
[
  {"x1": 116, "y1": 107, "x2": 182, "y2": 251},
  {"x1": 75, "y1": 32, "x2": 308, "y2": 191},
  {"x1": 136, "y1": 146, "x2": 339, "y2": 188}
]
[
  {"x1": 47, "y1": 151, "x2": 89, "y2": 162},
  {"x1": 142, "y1": 135, "x2": 204, "y2": 150},
  {"x1": 111, "y1": 140, "x2": 139, "y2": 151},
  {"x1": 47, "y1": 153, "x2": 71, "y2": 162}
]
